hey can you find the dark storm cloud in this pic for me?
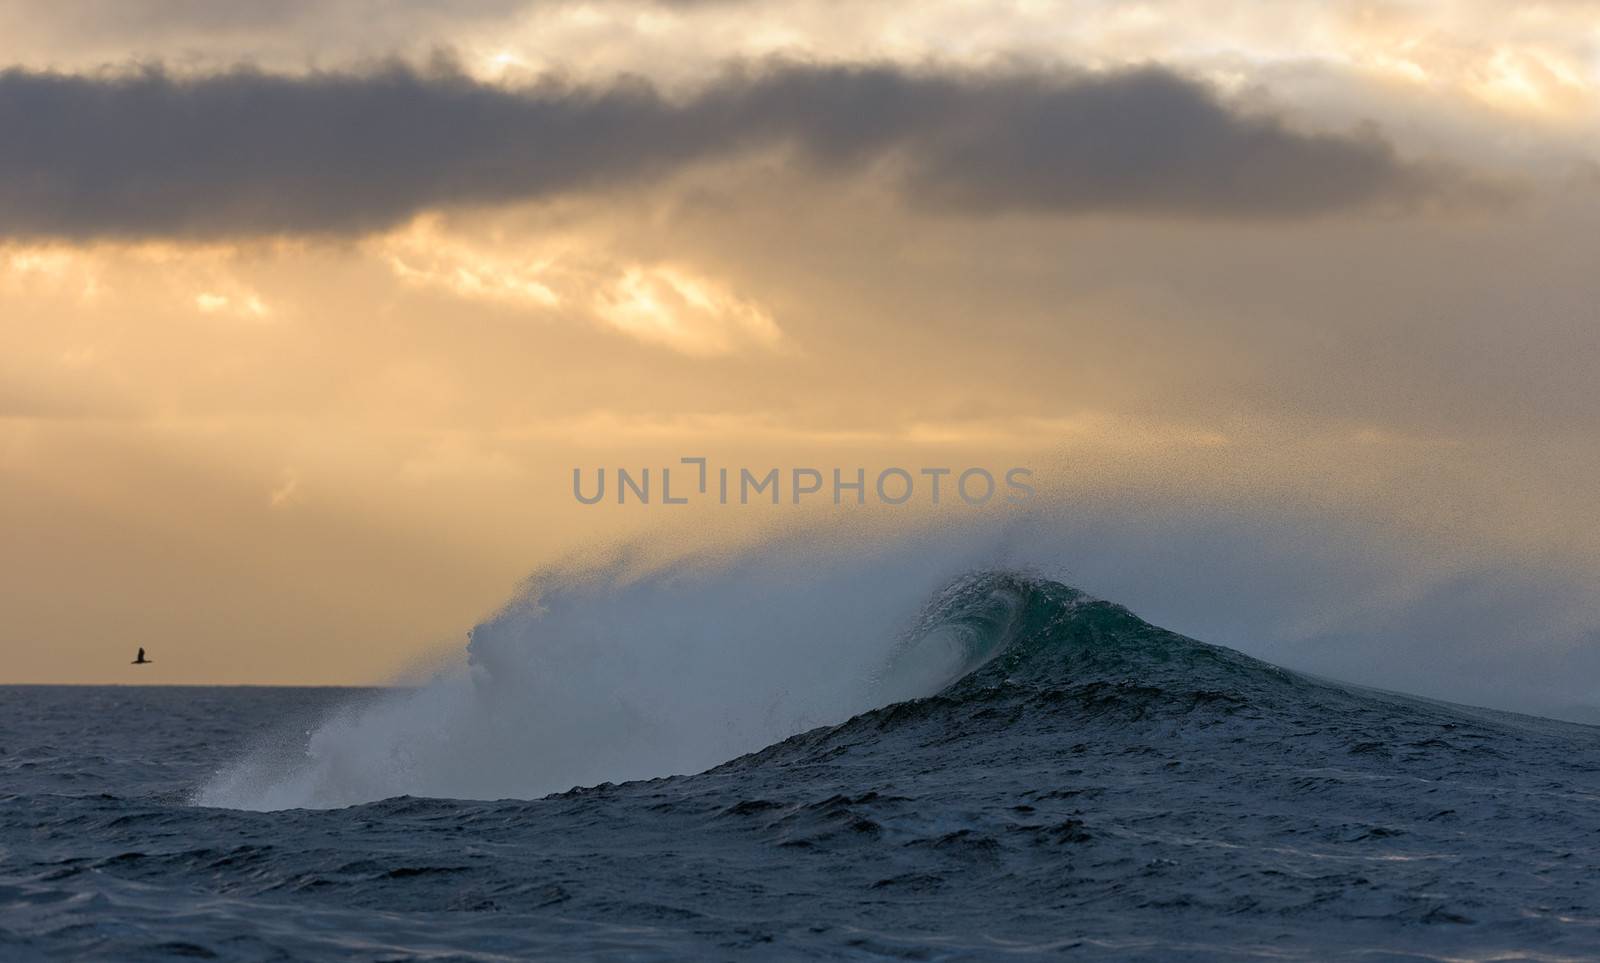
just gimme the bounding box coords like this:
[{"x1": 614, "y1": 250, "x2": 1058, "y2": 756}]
[{"x1": 0, "y1": 62, "x2": 1457, "y2": 239}]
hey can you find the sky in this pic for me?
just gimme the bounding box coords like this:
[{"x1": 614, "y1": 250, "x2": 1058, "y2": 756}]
[{"x1": 2, "y1": 1, "x2": 1599, "y2": 714}]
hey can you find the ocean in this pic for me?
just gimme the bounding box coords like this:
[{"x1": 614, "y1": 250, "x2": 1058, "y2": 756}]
[{"x1": 4, "y1": 572, "x2": 1599, "y2": 960}]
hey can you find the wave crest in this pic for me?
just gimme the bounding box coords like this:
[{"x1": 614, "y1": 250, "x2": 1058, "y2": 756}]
[
  {"x1": 196, "y1": 531, "x2": 1023, "y2": 810},
  {"x1": 195, "y1": 524, "x2": 1325, "y2": 812}
]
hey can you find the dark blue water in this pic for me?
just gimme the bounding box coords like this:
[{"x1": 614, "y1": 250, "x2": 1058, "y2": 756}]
[{"x1": 5, "y1": 577, "x2": 1600, "y2": 960}]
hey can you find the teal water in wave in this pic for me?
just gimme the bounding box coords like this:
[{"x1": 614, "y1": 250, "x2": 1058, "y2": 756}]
[{"x1": 4, "y1": 575, "x2": 1600, "y2": 960}]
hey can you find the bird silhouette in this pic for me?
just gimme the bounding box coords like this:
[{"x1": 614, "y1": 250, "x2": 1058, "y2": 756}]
[{"x1": 131, "y1": 647, "x2": 152, "y2": 665}]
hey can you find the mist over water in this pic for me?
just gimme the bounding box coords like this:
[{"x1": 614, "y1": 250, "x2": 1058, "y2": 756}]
[
  {"x1": 196, "y1": 525, "x2": 1022, "y2": 810},
  {"x1": 197, "y1": 503, "x2": 1600, "y2": 811}
]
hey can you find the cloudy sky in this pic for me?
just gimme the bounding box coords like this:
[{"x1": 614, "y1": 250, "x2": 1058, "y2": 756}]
[{"x1": 3, "y1": 0, "x2": 1599, "y2": 711}]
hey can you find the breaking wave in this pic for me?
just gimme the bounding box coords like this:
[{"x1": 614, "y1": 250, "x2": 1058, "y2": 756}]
[
  {"x1": 197, "y1": 529, "x2": 1042, "y2": 810},
  {"x1": 195, "y1": 516, "x2": 1591, "y2": 812}
]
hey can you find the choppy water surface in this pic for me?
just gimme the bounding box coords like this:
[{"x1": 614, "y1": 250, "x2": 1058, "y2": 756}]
[{"x1": 4, "y1": 575, "x2": 1600, "y2": 960}]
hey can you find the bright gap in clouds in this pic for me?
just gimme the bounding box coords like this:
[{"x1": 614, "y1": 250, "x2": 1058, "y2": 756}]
[{"x1": 377, "y1": 218, "x2": 784, "y2": 357}]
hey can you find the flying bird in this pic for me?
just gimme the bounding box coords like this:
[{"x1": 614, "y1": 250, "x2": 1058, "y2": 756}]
[{"x1": 131, "y1": 647, "x2": 151, "y2": 665}]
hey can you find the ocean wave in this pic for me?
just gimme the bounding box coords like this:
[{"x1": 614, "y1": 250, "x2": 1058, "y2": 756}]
[
  {"x1": 193, "y1": 508, "x2": 1598, "y2": 814},
  {"x1": 196, "y1": 543, "x2": 1329, "y2": 813},
  {"x1": 197, "y1": 530, "x2": 1018, "y2": 810}
]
